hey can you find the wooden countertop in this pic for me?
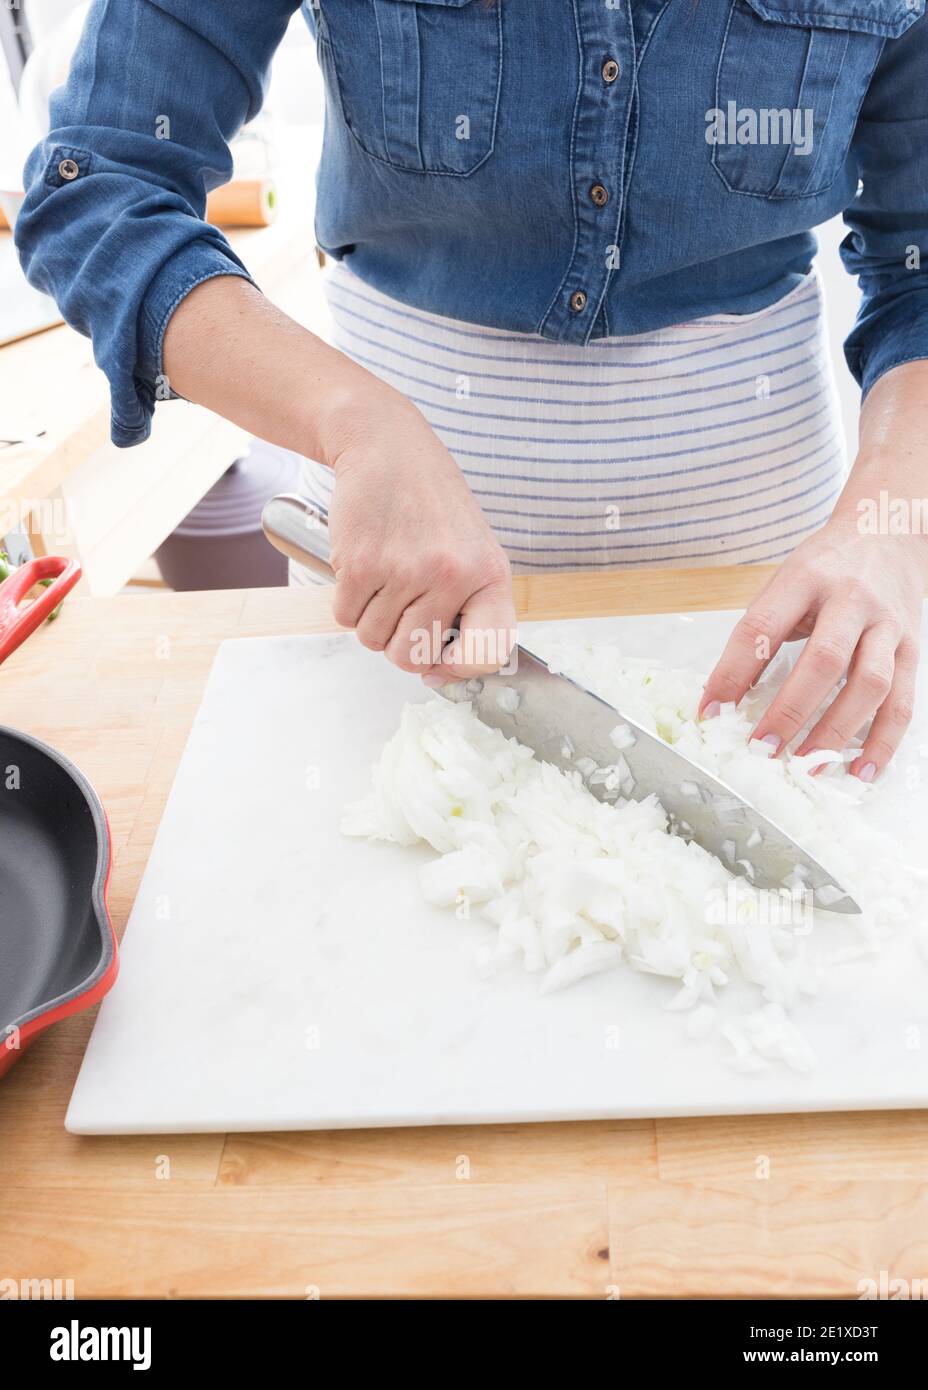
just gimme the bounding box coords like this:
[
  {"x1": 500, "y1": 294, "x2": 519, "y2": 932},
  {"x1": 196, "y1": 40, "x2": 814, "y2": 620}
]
[{"x1": 2, "y1": 569, "x2": 926, "y2": 1299}]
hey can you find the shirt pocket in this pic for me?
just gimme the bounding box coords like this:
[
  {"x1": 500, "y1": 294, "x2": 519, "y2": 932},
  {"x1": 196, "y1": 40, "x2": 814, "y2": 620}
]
[
  {"x1": 316, "y1": 0, "x2": 502, "y2": 176},
  {"x1": 711, "y1": 0, "x2": 925, "y2": 199}
]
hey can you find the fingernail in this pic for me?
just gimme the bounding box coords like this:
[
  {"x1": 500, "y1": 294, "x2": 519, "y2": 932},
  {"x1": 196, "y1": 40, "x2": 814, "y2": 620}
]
[
  {"x1": 760, "y1": 733, "x2": 781, "y2": 751},
  {"x1": 702, "y1": 700, "x2": 721, "y2": 719},
  {"x1": 423, "y1": 673, "x2": 448, "y2": 689},
  {"x1": 856, "y1": 761, "x2": 877, "y2": 783}
]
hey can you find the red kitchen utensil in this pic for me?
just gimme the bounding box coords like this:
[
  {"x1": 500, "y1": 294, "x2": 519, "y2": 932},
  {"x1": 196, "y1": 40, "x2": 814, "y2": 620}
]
[
  {"x1": 0, "y1": 554, "x2": 80, "y2": 663},
  {"x1": 0, "y1": 556, "x2": 118, "y2": 1078}
]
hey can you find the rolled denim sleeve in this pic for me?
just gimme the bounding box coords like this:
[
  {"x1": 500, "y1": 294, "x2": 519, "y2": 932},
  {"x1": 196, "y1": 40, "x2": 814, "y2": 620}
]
[
  {"x1": 14, "y1": 0, "x2": 300, "y2": 447},
  {"x1": 841, "y1": 14, "x2": 928, "y2": 401}
]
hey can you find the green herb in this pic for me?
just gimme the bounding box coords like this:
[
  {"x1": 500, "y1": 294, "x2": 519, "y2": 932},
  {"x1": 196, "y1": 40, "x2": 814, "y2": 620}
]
[{"x1": 0, "y1": 550, "x2": 64, "y2": 622}]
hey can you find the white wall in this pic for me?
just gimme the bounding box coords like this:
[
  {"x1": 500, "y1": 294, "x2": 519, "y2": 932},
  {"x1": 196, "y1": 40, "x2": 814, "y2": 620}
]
[
  {"x1": 271, "y1": 8, "x2": 326, "y2": 125},
  {"x1": 22, "y1": 0, "x2": 81, "y2": 46},
  {"x1": 816, "y1": 213, "x2": 862, "y2": 458}
]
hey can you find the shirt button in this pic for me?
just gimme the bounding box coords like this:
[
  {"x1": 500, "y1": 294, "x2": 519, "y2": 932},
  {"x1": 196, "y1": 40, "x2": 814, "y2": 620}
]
[
  {"x1": 58, "y1": 158, "x2": 80, "y2": 181},
  {"x1": 569, "y1": 290, "x2": 588, "y2": 314},
  {"x1": 602, "y1": 58, "x2": 620, "y2": 84},
  {"x1": 591, "y1": 183, "x2": 609, "y2": 208}
]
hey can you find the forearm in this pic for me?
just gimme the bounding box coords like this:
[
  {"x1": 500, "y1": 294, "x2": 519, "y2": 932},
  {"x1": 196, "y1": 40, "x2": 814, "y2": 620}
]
[
  {"x1": 832, "y1": 359, "x2": 928, "y2": 551},
  {"x1": 161, "y1": 273, "x2": 411, "y2": 466}
]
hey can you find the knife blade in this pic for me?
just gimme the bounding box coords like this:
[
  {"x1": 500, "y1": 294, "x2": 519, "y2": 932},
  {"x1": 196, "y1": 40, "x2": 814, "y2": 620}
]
[
  {"x1": 262, "y1": 492, "x2": 860, "y2": 912},
  {"x1": 439, "y1": 648, "x2": 859, "y2": 912}
]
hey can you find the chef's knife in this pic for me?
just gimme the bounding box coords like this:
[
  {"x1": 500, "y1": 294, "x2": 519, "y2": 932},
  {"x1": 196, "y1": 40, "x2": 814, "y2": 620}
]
[{"x1": 263, "y1": 492, "x2": 860, "y2": 912}]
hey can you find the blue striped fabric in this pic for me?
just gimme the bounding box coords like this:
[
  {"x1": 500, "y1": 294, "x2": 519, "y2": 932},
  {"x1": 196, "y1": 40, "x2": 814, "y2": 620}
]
[{"x1": 294, "y1": 262, "x2": 847, "y2": 576}]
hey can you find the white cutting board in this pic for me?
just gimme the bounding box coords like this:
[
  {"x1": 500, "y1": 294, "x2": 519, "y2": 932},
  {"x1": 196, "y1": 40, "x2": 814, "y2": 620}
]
[{"x1": 66, "y1": 613, "x2": 928, "y2": 1133}]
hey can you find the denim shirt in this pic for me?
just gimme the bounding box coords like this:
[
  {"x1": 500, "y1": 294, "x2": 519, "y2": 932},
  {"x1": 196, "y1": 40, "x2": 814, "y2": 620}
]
[{"x1": 14, "y1": 0, "x2": 928, "y2": 449}]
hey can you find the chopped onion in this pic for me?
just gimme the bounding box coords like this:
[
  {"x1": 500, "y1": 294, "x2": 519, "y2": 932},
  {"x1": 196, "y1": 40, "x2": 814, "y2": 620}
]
[
  {"x1": 610, "y1": 723, "x2": 637, "y2": 751},
  {"x1": 814, "y1": 883, "x2": 849, "y2": 908},
  {"x1": 342, "y1": 634, "x2": 927, "y2": 1076},
  {"x1": 496, "y1": 686, "x2": 520, "y2": 714}
]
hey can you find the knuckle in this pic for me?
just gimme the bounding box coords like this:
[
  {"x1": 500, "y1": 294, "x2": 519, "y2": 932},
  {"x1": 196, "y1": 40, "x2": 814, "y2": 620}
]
[
  {"x1": 713, "y1": 670, "x2": 745, "y2": 699},
  {"x1": 331, "y1": 594, "x2": 357, "y2": 628},
  {"x1": 738, "y1": 609, "x2": 778, "y2": 648},
  {"x1": 336, "y1": 558, "x2": 372, "y2": 593},
  {"x1": 389, "y1": 560, "x2": 417, "y2": 593},
  {"x1": 868, "y1": 734, "x2": 899, "y2": 764},
  {"x1": 328, "y1": 543, "x2": 354, "y2": 578},
  {"x1": 772, "y1": 698, "x2": 806, "y2": 728},
  {"x1": 887, "y1": 697, "x2": 915, "y2": 729},
  {"x1": 812, "y1": 719, "x2": 845, "y2": 749},
  {"x1": 807, "y1": 637, "x2": 849, "y2": 680},
  {"x1": 845, "y1": 580, "x2": 876, "y2": 609},
  {"x1": 481, "y1": 548, "x2": 512, "y2": 587},
  {"x1": 857, "y1": 664, "x2": 893, "y2": 701},
  {"x1": 354, "y1": 558, "x2": 378, "y2": 589},
  {"x1": 384, "y1": 636, "x2": 420, "y2": 674},
  {"x1": 429, "y1": 550, "x2": 466, "y2": 590},
  {"x1": 898, "y1": 638, "x2": 921, "y2": 667}
]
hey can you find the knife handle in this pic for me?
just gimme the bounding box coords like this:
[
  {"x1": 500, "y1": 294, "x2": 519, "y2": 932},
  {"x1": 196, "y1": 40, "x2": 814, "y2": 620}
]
[
  {"x1": 263, "y1": 492, "x2": 471, "y2": 662},
  {"x1": 262, "y1": 494, "x2": 335, "y2": 586}
]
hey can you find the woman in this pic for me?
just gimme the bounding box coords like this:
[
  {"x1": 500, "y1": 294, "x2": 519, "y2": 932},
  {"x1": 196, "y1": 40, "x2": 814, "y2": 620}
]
[{"x1": 16, "y1": 0, "x2": 928, "y2": 779}]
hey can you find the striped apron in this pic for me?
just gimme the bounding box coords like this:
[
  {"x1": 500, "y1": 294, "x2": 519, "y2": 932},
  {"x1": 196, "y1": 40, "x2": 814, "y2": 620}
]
[{"x1": 292, "y1": 260, "x2": 846, "y2": 578}]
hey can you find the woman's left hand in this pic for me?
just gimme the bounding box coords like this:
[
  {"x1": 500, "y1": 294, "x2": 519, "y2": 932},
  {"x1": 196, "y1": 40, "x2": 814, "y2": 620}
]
[{"x1": 699, "y1": 516, "x2": 926, "y2": 781}]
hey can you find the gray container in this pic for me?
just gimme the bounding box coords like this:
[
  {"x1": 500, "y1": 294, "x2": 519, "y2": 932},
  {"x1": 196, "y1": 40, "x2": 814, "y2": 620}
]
[{"x1": 155, "y1": 443, "x2": 302, "y2": 590}]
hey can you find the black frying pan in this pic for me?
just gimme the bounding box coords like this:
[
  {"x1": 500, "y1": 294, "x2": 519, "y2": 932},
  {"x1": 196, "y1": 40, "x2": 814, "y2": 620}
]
[{"x1": 0, "y1": 557, "x2": 117, "y2": 1077}]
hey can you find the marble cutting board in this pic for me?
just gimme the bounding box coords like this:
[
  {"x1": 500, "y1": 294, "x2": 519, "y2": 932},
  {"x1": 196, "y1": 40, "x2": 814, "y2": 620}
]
[{"x1": 65, "y1": 613, "x2": 928, "y2": 1133}]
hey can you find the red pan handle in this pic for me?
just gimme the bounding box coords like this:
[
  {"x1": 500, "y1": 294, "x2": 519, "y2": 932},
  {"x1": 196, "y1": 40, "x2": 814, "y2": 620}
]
[{"x1": 0, "y1": 556, "x2": 82, "y2": 666}]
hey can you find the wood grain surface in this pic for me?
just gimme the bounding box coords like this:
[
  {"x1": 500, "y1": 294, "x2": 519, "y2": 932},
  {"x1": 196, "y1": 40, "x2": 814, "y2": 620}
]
[{"x1": 2, "y1": 569, "x2": 926, "y2": 1299}]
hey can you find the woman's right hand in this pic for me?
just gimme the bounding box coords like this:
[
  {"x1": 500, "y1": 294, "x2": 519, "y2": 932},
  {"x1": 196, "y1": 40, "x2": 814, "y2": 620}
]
[
  {"x1": 161, "y1": 275, "x2": 515, "y2": 680},
  {"x1": 327, "y1": 393, "x2": 517, "y2": 684}
]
